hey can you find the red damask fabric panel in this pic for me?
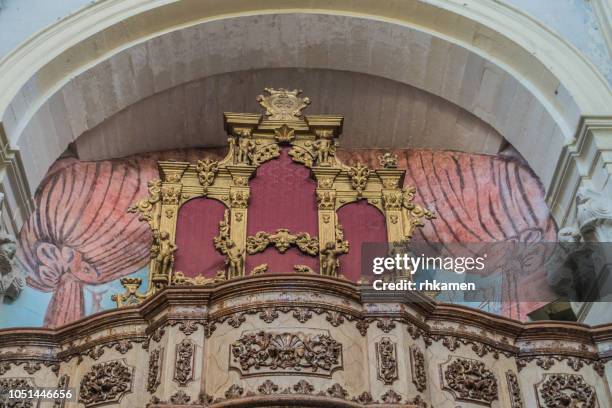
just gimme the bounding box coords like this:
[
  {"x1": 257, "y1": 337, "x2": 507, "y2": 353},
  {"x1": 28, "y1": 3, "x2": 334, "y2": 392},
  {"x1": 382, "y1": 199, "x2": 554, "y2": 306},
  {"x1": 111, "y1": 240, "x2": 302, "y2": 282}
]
[
  {"x1": 174, "y1": 198, "x2": 227, "y2": 278},
  {"x1": 245, "y1": 149, "x2": 318, "y2": 273},
  {"x1": 337, "y1": 200, "x2": 387, "y2": 281}
]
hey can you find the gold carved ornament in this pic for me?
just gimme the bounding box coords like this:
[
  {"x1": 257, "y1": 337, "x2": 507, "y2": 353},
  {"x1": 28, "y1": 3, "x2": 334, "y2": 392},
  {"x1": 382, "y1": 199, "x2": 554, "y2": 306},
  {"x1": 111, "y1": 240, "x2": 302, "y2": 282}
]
[{"x1": 114, "y1": 89, "x2": 434, "y2": 306}]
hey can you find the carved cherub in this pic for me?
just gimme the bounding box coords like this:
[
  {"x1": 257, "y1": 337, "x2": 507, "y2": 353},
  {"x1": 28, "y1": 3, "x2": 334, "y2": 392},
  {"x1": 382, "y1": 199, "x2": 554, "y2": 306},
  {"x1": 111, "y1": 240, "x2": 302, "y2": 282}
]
[
  {"x1": 225, "y1": 239, "x2": 245, "y2": 277},
  {"x1": 155, "y1": 231, "x2": 177, "y2": 276},
  {"x1": 236, "y1": 129, "x2": 255, "y2": 164},
  {"x1": 312, "y1": 132, "x2": 336, "y2": 165},
  {"x1": 320, "y1": 240, "x2": 349, "y2": 277}
]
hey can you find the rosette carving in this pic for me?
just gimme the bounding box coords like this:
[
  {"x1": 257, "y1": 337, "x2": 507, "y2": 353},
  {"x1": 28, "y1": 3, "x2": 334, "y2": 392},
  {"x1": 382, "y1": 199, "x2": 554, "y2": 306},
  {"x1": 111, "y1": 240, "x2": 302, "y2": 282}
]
[
  {"x1": 79, "y1": 360, "x2": 133, "y2": 407},
  {"x1": 441, "y1": 357, "x2": 498, "y2": 405},
  {"x1": 536, "y1": 373, "x2": 597, "y2": 408}
]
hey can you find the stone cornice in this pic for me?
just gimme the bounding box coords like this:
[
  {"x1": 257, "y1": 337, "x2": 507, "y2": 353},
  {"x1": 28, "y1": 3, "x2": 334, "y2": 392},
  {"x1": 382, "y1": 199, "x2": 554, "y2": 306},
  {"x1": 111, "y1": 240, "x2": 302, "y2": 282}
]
[{"x1": 0, "y1": 275, "x2": 609, "y2": 350}]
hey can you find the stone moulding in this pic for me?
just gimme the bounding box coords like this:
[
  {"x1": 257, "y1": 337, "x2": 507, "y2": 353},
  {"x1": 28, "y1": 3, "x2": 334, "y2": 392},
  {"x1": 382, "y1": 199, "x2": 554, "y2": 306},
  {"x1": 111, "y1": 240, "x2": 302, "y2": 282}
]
[{"x1": 0, "y1": 275, "x2": 610, "y2": 406}]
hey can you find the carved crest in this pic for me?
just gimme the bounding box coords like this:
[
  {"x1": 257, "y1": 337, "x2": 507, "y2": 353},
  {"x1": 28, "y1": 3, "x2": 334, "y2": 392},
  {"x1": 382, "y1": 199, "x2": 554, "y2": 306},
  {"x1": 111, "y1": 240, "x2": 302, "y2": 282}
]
[{"x1": 257, "y1": 88, "x2": 311, "y2": 120}]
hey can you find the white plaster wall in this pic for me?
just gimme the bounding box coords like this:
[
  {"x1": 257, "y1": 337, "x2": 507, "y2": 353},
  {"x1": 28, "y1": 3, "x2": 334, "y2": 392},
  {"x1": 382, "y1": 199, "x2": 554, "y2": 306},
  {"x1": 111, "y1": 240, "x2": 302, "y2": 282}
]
[{"x1": 1, "y1": 0, "x2": 610, "y2": 85}]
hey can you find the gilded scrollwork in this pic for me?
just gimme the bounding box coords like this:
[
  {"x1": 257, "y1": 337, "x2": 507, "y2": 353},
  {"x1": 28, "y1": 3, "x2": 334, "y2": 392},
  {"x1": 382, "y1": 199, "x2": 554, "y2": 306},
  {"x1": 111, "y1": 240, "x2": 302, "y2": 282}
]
[
  {"x1": 274, "y1": 124, "x2": 296, "y2": 143},
  {"x1": 111, "y1": 277, "x2": 148, "y2": 307},
  {"x1": 288, "y1": 145, "x2": 315, "y2": 167},
  {"x1": 229, "y1": 190, "x2": 249, "y2": 208},
  {"x1": 229, "y1": 331, "x2": 343, "y2": 376},
  {"x1": 347, "y1": 162, "x2": 371, "y2": 196},
  {"x1": 196, "y1": 158, "x2": 219, "y2": 192},
  {"x1": 246, "y1": 229, "x2": 319, "y2": 256},
  {"x1": 376, "y1": 337, "x2": 399, "y2": 385},
  {"x1": 316, "y1": 190, "x2": 335, "y2": 210},
  {"x1": 379, "y1": 152, "x2": 399, "y2": 168},
  {"x1": 79, "y1": 359, "x2": 133, "y2": 407},
  {"x1": 251, "y1": 142, "x2": 281, "y2": 166},
  {"x1": 127, "y1": 179, "x2": 162, "y2": 226}
]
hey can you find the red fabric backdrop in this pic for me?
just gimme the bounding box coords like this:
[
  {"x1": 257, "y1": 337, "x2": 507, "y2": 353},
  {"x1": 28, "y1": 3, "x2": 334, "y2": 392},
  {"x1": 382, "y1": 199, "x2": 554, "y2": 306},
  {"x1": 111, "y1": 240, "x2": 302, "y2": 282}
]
[
  {"x1": 17, "y1": 147, "x2": 556, "y2": 326},
  {"x1": 244, "y1": 149, "x2": 319, "y2": 273},
  {"x1": 337, "y1": 200, "x2": 387, "y2": 281},
  {"x1": 174, "y1": 198, "x2": 227, "y2": 277}
]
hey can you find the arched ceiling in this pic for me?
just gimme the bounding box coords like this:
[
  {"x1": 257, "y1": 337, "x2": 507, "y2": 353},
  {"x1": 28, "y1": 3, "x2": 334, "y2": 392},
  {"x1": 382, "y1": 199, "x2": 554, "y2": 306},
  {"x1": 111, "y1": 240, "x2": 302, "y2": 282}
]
[
  {"x1": 73, "y1": 68, "x2": 504, "y2": 160},
  {"x1": 0, "y1": 0, "x2": 610, "y2": 232},
  {"x1": 11, "y1": 13, "x2": 571, "y2": 190}
]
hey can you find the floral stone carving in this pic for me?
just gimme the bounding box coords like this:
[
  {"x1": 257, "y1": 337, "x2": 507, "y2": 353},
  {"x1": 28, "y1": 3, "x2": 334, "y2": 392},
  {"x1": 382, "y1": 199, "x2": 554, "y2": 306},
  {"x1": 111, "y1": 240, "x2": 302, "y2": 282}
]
[
  {"x1": 174, "y1": 339, "x2": 195, "y2": 386},
  {"x1": 375, "y1": 337, "x2": 398, "y2": 385},
  {"x1": 147, "y1": 348, "x2": 163, "y2": 393},
  {"x1": 79, "y1": 359, "x2": 133, "y2": 407},
  {"x1": 410, "y1": 344, "x2": 427, "y2": 392},
  {"x1": 536, "y1": 373, "x2": 598, "y2": 408},
  {"x1": 229, "y1": 331, "x2": 343, "y2": 376},
  {"x1": 441, "y1": 357, "x2": 498, "y2": 406},
  {"x1": 506, "y1": 371, "x2": 524, "y2": 408}
]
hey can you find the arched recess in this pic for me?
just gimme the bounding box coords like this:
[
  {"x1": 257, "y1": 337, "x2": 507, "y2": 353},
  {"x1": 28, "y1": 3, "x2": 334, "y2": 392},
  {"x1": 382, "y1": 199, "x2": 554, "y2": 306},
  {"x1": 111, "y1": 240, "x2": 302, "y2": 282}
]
[
  {"x1": 337, "y1": 200, "x2": 387, "y2": 282},
  {"x1": 174, "y1": 197, "x2": 226, "y2": 278},
  {"x1": 246, "y1": 149, "x2": 318, "y2": 273},
  {"x1": 0, "y1": 0, "x2": 610, "y2": 233}
]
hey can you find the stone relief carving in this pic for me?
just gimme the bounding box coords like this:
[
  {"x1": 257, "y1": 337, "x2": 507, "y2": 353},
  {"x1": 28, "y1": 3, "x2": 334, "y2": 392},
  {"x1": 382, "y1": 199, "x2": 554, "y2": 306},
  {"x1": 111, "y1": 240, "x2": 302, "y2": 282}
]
[
  {"x1": 174, "y1": 339, "x2": 195, "y2": 386},
  {"x1": 53, "y1": 374, "x2": 70, "y2": 408},
  {"x1": 0, "y1": 232, "x2": 23, "y2": 302},
  {"x1": 410, "y1": 344, "x2": 427, "y2": 392},
  {"x1": 441, "y1": 356, "x2": 498, "y2": 406},
  {"x1": 576, "y1": 187, "x2": 612, "y2": 241},
  {"x1": 229, "y1": 331, "x2": 343, "y2": 376},
  {"x1": 536, "y1": 373, "x2": 598, "y2": 408},
  {"x1": 78, "y1": 359, "x2": 133, "y2": 407},
  {"x1": 375, "y1": 337, "x2": 398, "y2": 385},
  {"x1": 0, "y1": 377, "x2": 35, "y2": 407},
  {"x1": 506, "y1": 371, "x2": 524, "y2": 408},
  {"x1": 147, "y1": 347, "x2": 163, "y2": 393}
]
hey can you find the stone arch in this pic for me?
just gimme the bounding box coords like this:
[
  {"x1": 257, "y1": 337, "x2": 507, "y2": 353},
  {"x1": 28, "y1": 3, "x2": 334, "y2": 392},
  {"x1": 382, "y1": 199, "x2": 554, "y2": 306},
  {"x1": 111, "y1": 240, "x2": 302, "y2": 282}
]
[{"x1": 0, "y1": 0, "x2": 609, "y2": 233}]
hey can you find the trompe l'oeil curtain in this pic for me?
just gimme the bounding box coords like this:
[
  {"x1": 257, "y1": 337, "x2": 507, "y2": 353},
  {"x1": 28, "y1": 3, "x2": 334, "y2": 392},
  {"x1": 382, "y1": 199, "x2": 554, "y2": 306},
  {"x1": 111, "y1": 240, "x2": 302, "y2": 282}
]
[
  {"x1": 16, "y1": 147, "x2": 555, "y2": 327},
  {"x1": 17, "y1": 160, "x2": 151, "y2": 327},
  {"x1": 17, "y1": 149, "x2": 227, "y2": 328}
]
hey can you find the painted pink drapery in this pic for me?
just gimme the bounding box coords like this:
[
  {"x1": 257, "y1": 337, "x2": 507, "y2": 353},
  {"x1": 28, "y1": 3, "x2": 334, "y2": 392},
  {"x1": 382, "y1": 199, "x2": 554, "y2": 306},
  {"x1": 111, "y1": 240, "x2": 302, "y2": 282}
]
[
  {"x1": 18, "y1": 159, "x2": 151, "y2": 327},
  {"x1": 16, "y1": 147, "x2": 556, "y2": 327}
]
